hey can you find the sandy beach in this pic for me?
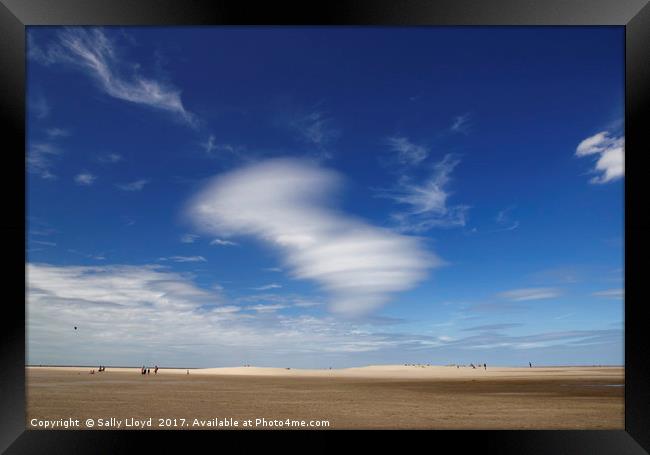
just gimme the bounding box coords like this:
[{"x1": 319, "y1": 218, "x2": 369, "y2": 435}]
[{"x1": 26, "y1": 365, "x2": 623, "y2": 429}]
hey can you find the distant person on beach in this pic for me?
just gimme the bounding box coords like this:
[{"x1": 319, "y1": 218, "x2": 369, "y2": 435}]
[
  {"x1": 529, "y1": 362, "x2": 532, "y2": 368},
  {"x1": 154, "y1": 365, "x2": 158, "y2": 375},
  {"x1": 484, "y1": 363, "x2": 486, "y2": 370},
  {"x1": 147, "y1": 368, "x2": 150, "y2": 375}
]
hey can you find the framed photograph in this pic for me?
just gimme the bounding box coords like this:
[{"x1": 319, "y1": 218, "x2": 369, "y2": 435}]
[{"x1": 1, "y1": 0, "x2": 648, "y2": 452}]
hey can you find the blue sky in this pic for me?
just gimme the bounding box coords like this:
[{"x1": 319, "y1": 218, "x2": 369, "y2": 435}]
[{"x1": 26, "y1": 27, "x2": 624, "y2": 368}]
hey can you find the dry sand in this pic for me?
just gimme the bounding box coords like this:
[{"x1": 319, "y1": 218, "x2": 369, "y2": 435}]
[{"x1": 26, "y1": 365, "x2": 624, "y2": 429}]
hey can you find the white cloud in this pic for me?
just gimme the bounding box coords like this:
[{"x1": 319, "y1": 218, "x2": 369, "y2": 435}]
[
  {"x1": 28, "y1": 93, "x2": 50, "y2": 119},
  {"x1": 495, "y1": 206, "x2": 519, "y2": 231},
  {"x1": 29, "y1": 28, "x2": 195, "y2": 126},
  {"x1": 27, "y1": 142, "x2": 62, "y2": 179},
  {"x1": 292, "y1": 111, "x2": 338, "y2": 146},
  {"x1": 386, "y1": 136, "x2": 428, "y2": 166},
  {"x1": 575, "y1": 131, "x2": 624, "y2": 184},
  {"x1": 210, "y1": 238, "x2": 238, "y2": 246},
  {"x1": 498, "y1": 287, "x2": 561, "y2": 302},
  {"x1": 379, "y1": 154, "x2": 469, "y2": 232},
  {"x1": 26, "y1": 263, "x2": 422, "y2": 366},
  {"x1": 202, "y1": 135, "x2": 216, "y2": 154},
  {"x1": 46, "y1": 128, "x2": 70, "y2": 138},
  {"x1": 99, "y1": 153, "x2": 123, "y2": 163},
  {"x1": 116, "y1": 179, "x2": 149, "y2": 191},
  {"x1": 248, "y1": 303, "x2": 288, "y2": 312},
  {"x1": 163, "y1": 256, "x2": 207, "y2": 263},
  {"x1": 592, "y1": 288, "x2": 624, "y2": 299},
  {"x1": 74, "y1": 172, "x2": 96, "y2": 186},
  {"x1": 26, "y1": 263, "x2": 622, "y2": 366},
  {"x1": 450, "y1": 113, "x2": 470, "y2": 134},
  {"x1": 187, "y1": 158, "x2": 437, "y2": 316},
  {"x1": 253, "y1": 284, "x2": 282, "y2": 291},
  {"x1": 201, "y1": 136, "x2": 247, "y2": 161},
  {"x1": 180, "y1": 234, "x2": 199, "y2": 244},
  {"x1": 31, "y1": 240, "x2": 57, "y2": 247}
]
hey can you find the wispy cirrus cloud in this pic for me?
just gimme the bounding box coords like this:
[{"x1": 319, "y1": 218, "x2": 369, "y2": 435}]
[
  {"x1": 116, "y1": 179, "x2": 149, "y2": 191},
  {"x1": 498, "y1": 287, "x2": 561, "y2": 302},
  {"x1": 28, "y1": 93, "x2": 50, "y2": 119},
  {"x1": 180, "y1": 234, "x2": 199, "y2": 244},
  {"x1": 386, "y1": 136, "x2": 428, "y2": 166},
  {"x1": 291, "y1": 110, "x2": 339, "y2": 148},
  {"x1": 98, "y1": 153, "x2": 123, "y2": 164},
  {"x1": 592, "y1": 288, "x2": 624, "y2": 299},
  {"x1": 29, "y1": 28, "x2": 196, "y2": 126},
  {"x1": 45, "y1": 128, "x2": 70, "y2": 138},
  {"x1": 280, "y1": 108, "x2": 340, "y2": 160},
  {"x1": 187, "y1": 158, "x2": 437, "y2": 316},
  {"x1": 160, "y1": 255, "x2": 207, "y2": 263},
  {"x1": 495, "y1": 206, "x2": 520, "y2": 231},
  {"x1": 248, "y1": 303, "x2": 288, "y2": 312},
  {"x1": 378, "y1": 154, "x2": 469, "y2": 232},
  {"x1": 450, "y1": 113, "x2": 471, "y2": 134},
  {"x1": 252, "y1": 283, "x2": 282, "y2": 291},
  {"x1": 576, "y1": 131, "x2": 624, "y2": 184},
  {"x1": 210, "y1": 238, "x2": 238, "y2": 247},
  {"x1": 27, "y1": 142, "x2": 62, "y2": 180},
  {"x1": 74, "y1": 172, "x2": 97, "y2": 186},
  {"x1": 461, "y1": 323, "x2": 524, "y2": 332}
]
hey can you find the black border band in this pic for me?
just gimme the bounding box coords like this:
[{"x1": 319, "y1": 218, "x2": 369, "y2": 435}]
[{"x1": 2, "y1": 0, "x2": 648, "y2": 453}]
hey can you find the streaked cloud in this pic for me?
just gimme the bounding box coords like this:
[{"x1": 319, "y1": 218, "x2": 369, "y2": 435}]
[
  {"x1": 45, "y1": 128, "x2": 70, "y2": 138},
  {"x1": 498, "y1": 287, "x2": 561, "y2": 302},
  {"x1": 180, "y1": 234, "x2": 199, "y2": 244},
  {"x1": 98, "y1": 153, "x2": 123, "y2": 164},
  {"x1": 248, "y1": 303, "x2": 288, "y2": 312},
  {"x1": 31, "y1": 240, "x2": 57, "y2": 247},
  {"x1": 592, "y1": 288, "x2": 624, "y2": 299},
  {"x1": 116, "y1": 179, "x2": 149, "y2": 191},
  {"x1": 161, "y1": 256, "x2": 207, "y2": 263},
  {"x1": 210, "y1": 238, "x2": 238, "y2": 247},
  {"x1": 576, "y1": 131, "x2": 624, "y2": 184},
  {"x1": 461, "y1": 323, "x2": 523, "y2": 332},
  {"x1": 187, "y1": 158, "x2": 437, "y2": 315},
  {"x1": 253, "y1": 283, "x2": 282, "y2": 291},
  {"x1": 29, "y1": 28, "x2": 196, "y2": 126}
]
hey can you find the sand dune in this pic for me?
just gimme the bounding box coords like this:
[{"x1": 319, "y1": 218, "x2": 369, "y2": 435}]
[{"x1": 28, "y1": 364, "x2": 623, "y2": 379}]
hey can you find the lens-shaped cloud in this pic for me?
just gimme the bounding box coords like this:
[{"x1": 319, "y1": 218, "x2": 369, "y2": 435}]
[{"x1": 186, "y1": 158, "x2": 439, "y2": 316}]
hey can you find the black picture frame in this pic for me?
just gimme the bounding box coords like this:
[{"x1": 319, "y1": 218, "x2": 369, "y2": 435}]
[{"x1": 1, "y1": 0, "x2": 648, "y2": 452}]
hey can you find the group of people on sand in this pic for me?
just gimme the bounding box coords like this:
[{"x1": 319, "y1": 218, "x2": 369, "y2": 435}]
[
  {"x1": 89, "y1": 365, "x2": 106, "y2": 374},
  {"x1": 140, "y1": 365, "x2": 159, "y2": 375}
]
